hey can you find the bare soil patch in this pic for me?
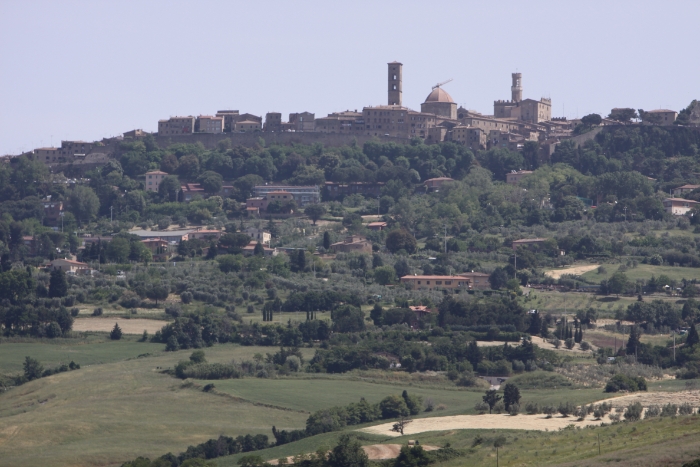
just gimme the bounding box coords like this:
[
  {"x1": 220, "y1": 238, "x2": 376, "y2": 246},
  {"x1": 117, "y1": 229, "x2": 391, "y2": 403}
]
[
  {"x1": 72, "y1": 318, "x2": 166, "y2": 334},
  {"x1": 358, "y1": 414, "x2": 604, "y2": 437},
  {"x1": 545, "y1": 264, "x2": 600, "y2": 279},
  {"x1": 268, "y1": 444, "x2": 439, "y2": 464},
  {"x1": 597, "y1": 390, "x2": 700, "y2": 408}
]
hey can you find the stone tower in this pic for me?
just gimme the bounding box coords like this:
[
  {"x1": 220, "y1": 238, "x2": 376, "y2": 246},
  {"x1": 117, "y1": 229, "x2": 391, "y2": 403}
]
[
  {"x1": 511, "y1": 73, "x2": 522, "y2": 103},
  {"x1": 388, "y1": 62, "x2": 402, "y2": 106}
]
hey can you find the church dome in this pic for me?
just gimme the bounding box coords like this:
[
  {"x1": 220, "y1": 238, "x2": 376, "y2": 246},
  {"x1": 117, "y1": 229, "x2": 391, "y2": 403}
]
[{"x1": 424, "y1": 87, "x2": 454, "y2": 103}]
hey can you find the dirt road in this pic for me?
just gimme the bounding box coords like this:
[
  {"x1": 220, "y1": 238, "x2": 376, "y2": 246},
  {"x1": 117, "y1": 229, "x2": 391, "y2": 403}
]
[
  {"x1": 545, "y1": 264, "x2": 600, "y2": 279},
  {"x1": 72, "y1": 318, "x2": 166, "y2": 334}
]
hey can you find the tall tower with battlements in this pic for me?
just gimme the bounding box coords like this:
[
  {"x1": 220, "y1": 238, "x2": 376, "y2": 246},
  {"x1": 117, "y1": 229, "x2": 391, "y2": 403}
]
[
  {"x1": 388, "y1": 62, "x2": 402, "y2": 106},
  {"x1": 511, "y1": 73, "x2": 522, "y2": 103}
]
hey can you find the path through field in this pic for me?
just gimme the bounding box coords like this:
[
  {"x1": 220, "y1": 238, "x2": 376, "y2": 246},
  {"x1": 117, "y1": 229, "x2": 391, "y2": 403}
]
[
  {"x1": 72, "y1": 317, "x2": 165, "y2": 334},
  {"x1": 545, "y1": 264, "x2": 600, "y2": 279},
  {"x1": 359, "y1": 391, "x2": 700, "y2": 437},
  {"x1": 268, "y1": 444, "x2": 440, "y2": 464}
]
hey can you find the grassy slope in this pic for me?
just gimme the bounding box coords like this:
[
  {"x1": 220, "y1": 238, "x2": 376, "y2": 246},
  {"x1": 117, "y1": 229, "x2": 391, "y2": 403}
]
[
  {"x1": 0, "y1": 344, "x2": 313, "y2": 467},
  {"x1": 581, "y1": 263, "x2": 700, "y2": 284},
  {"x1": 215, "y1": 415, "x2": 700, "y2": 467}
]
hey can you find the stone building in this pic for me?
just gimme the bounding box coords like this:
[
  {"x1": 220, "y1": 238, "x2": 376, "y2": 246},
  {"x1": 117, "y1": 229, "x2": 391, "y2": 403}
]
[
  {"x1": 253, "y1": 185, "x2": 320, "y2": 206},
  {"x1": 215, "y1": 110, "x2": 239, "y2": 132},
  {"x1": 315, "y1": 111, "x2": 365, "y2": 134},
  {"x1": 506, "y1": 170, "x2": 533, "y2": 185},
  {"x1": 388, "y1": 61, "x2": 402, "y2": 106},
  {"x1": 400, "y1": 275, "x2": 471, "y2": 291},
  {"x1": 647, "y1": 109, "x2": 678, "y2": 126},
  {"x1": 158, "y1": 116, "x2": 195, "y2": 135},
  {"x1": 493, "y1": 73, "x2": 551, "y2": 123},
  {"x1": 330, "y1": 236, "x2": 372, "y2": 254},
  {"x1": 196, "y1": 116, "x2": 224, "y2": 133},
  {"x1": 235, "y1": 120, "x2": 261, "y2": 132},
  {"x1": 421, "y1": 85, "x2": 457, "y2": 120},
  {"x1": 264, "y1": 112, "x2": 283, "y2": 132},
  {"x1": 451, "y1": 125, "x2": 486, "y2": 150},
  {"x1": 289, "y1": 112, "x2": 315, "y2": 132},
  {"x1": 144, "y1": 170, "x2": 168, "y2": 192}
]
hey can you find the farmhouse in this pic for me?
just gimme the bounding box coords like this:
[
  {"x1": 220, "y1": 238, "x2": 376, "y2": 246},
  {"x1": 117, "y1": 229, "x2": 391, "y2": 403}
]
[{"x1": 400, "y1": 275, "x2": 471, "y2": 290}]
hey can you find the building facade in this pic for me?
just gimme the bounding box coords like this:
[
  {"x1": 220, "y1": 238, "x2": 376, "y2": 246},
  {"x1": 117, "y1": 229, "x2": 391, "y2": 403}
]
[
  {"x1": 144, "y1": 170, "x2": 168, "y2": 192},
  {"x1": 253, "y1": 185, "x2": 320, "y2": 206},
  {"x1": 196, "y1": 116, "x2": 224, "y2": 133},
  {"x1": 158, "y1": 116, "x2": 195, "y2": 135},
  {"x1": 400, "y1": 275, "x2": 471, "y2": 290},
  {"x1": 663, "y1": 198, "x2": 700, "y2": 215}
]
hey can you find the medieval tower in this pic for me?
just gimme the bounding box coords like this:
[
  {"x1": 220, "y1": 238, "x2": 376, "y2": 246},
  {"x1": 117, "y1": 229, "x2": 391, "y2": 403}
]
[
  {"x1": 388, "y1": 62, "x2": 402, "y2": 106},
  {"x1": 511, "y1": 72, "x2": 522, "y2": 102}
]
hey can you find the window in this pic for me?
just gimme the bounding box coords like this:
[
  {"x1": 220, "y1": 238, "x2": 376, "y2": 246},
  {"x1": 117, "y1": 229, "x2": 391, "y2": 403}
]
[
  {"x1": 426, "y1": 281, "x2": 431, "y2": 285},
  {"x1": 436, "y1": 281, "x2": 443, "y2": 285}
]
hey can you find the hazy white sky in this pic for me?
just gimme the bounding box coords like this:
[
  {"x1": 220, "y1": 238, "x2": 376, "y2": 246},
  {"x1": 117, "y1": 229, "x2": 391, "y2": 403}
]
[{"x1": 1, "y1": 0, "x2": 698, "y2": 155}]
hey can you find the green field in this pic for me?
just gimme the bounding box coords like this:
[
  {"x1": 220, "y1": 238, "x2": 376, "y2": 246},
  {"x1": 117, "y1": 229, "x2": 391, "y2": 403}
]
[{"x1": 581, "y1": 263, "x2": 700, "y2": 284}]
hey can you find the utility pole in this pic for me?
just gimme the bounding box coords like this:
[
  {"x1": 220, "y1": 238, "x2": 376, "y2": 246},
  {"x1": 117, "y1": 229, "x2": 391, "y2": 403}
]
[
  {"x1": 623, "y1": 206, "x2": 627, "y2": 222},
  {"x1": 514, "y1": 251, "x2": 517, "y2": 279},
  {"x1": 110, "y1": 205, "x2": 113, "y2": 223},
  {"x1": 444, "y1": 224, "x2": 447, "y2": 255},
  {"x1": 673, "y1": 331, "x2": 676, "y2": 363}
]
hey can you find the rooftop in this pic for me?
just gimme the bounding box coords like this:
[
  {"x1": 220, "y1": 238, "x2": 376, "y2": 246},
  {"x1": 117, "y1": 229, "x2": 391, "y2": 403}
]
[{"x1": 424, "y1": 87, "x2": 454, "y2": 104}]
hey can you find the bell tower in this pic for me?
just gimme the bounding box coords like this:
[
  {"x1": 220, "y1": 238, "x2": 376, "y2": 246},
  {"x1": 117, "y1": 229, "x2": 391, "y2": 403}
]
[
  {"x1": 388, "y1": 62, "x2": 402, "y2": 106},
  {"x1": 511, "y1": 72, "x2": 522, "y2": 102}
]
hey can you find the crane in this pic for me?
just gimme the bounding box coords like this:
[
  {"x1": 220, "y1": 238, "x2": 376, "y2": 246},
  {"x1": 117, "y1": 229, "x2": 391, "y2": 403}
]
[{"x1": 432, "y1": 78, "x2": 453, "y2": 90}]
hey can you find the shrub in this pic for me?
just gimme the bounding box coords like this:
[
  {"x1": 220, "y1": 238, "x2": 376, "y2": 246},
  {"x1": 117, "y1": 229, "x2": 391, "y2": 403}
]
[
  {"x1": 436, "y1": 404, "x2": 447, "y2": 411},
  {"x1": 661, "y1": 403, "x2": 678, "y2": 417},
  {"x1": 605, "y1": 374, "x2": 647, "y2": 393},
  {"x1": 608, "y1": 412, "x2": 621, "y2": 422},
  {"x1": 493, "y1": 400, "x2": 505, "y2": 414},
  {"x1": 190, "y1": 350, "x2": 207, "y2": 364},
  {"x1": 646, "y1": 405, "x2": 660, "y2": 417},
  {"x1": 679, "y1": 403, "x2": 694, "y2": 415},
  {"x1": 624, "y1": 402, "x2": 643, "y2": 421},
  {"x1": 203, "y1": 383, "x2": 215, "y2": 392},
  {"x1": 70, "y1": 307, "x2": 80, "y2": 317},
  {"x1": 474, "y1": 401, "x2": 489, "y2": 414},
  {"x1": 558, "y1": 401, "x2": 575, "y2": 417},
  {"x1": 508, "y1": 403, "x2": 520, "y2": 416},
  {"x1": 93, "y1": 307, "x2": 103, "y2": 316},
  {"x1": 565, "y1": 338, "x2": 575, "y2": 350},
  {"x1": 424, "y1": 398, "x2": 435, "y2": 412},
  {"x1": 525, "y1": 401, "x2": 540, "y2": 414},
  {"x1": 580, "y1": 341, "x2": 591, "y2": 351},
  {"x1": 180, "y1": 291, "x2": 193, "y2": 304}
]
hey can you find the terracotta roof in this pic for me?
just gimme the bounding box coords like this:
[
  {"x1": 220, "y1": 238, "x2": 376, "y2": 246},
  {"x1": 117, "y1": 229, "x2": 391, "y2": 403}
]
[
  {"x1": 676, "y1": 185, "x2": 700, "y2": 189},
  {"x1": 665, "y1": 198, "x2": 700, "y2": 203},
  {"x1": 367, "y1": 222, "x2": 387, "y2": 227},
  {"x1": 145, "y1": 170, "x2": 168, "y2": 175},
  {"x1": 424, "y1": 87, "x2": 454, "y2": 104},
  {"x1": 52, "y1": 259, "x2": 88, "y2": 266},
  {"x1": 425, "y1": 177, "x2": 455, "y2": 182}
]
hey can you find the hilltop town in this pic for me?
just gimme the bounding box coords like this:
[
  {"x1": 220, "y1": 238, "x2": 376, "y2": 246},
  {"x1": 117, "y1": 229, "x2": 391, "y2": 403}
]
[{"x1": 3, "y1": 60, "x2": 700, "y2": 467}]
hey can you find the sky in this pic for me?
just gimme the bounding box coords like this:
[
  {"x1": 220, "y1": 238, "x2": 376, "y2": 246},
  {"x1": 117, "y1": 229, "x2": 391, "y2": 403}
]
[{"x1": 0, "y1": 0, "x2": 698, "y2": 155}]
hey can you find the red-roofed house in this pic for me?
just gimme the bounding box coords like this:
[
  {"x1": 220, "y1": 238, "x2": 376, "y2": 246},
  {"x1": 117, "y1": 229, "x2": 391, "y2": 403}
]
[
  {"x1": 367, "y1": 222, "x2": 387, "y2": 231},
  {"x1": 672, "y1": 184, "x2": 700, "y2": 197},
  {"x1": 663, "y1": 198, "x2": 700, "y2": 215},
  {"x1": 181, "y1": 183, "x2": 205, "y2": 202}
]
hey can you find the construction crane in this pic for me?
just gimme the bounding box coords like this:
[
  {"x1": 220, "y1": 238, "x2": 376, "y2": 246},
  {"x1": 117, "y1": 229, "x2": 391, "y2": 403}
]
[{"x1": 432, "y1": 78, "x2": 453, "y2": 90}]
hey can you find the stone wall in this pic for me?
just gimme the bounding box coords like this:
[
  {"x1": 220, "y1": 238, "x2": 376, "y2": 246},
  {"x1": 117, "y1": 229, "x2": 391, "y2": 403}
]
[{"x1": 152, "y1": 132, "x2": 405, "y2": 150}]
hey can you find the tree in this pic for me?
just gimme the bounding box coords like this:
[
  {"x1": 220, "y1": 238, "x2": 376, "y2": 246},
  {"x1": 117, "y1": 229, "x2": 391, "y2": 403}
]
[
  {"x1": 608, "y1": 272, "x2": 629, "y2": 296},
  {"x1": 253, "y1": 241, "x2": 265, "y2": 256},
  {"x1": 197, "y1": 171, "x2": 223, "y2": 193},
  {"x1": 368, "y1": 303, "x2": 387, "y2": 327},
  {"x1": 581, "y1": 113, "x2": 602, "y2": 126},
  {"x1": 391, "y1": 416, "x2": 413, "y2": 436},
  {"x1": 23, "y1": 356, "x2": 44, "y2": 381},
  {"x1": 482, "y1": 389, "x2": 502, "y2": 414},
  {"x1": 146, "y1": 284, "x2": 169, "y2": 305},
  {"x1": 385, "y1": 229, "x2": 417, "y2": 254},
  {"x1": 327, "y1": 434, "x2": 369, "y2": 467},
  {"x1": 106, "y1": 238, "x2": 131, "y2": 263},
  {"x1": 379, "y1": 395, "x2": 410, "y2": 418},
  {"x1": 489, "y1": 267, "x2": 509, "y2": 290},
  {"x1": 687, "y1": 324, "x2": 699, "y2": 348},
  {"x1": 323, "y1": 231, "x2": 331, "y2": 250},
  {"x1": 393, "y1": 258, "x2": 411, "y2": 278},
  {"x1": 502, "y1": 383, "x2": 521, "y2": 411},
  {"x1": 159, "y1": 175, "x2": 181, "y2": 202},
  {"x1": 110, "y1": 322, "x2": 123, "y2": 340},
  {"x1": 394, "y1": 445, "x2": 430, "y2": 467},
  {"x1": 304, "y1": 204, "x2": 327, "y2": 225},
  {"x1": 48, "y1": 268, "x2": 68, "y2": 298},
  {"x1": 332, "y1": 305, "x2": 365, "y2": 333},
  {"x1": 67, "y1": 185, "x2": 100, "y2": 226},
  {"x1": 374, "y1": 265, "x2": 396, "y2": 285},
  {"x1": 608, "y1": 108, "x2": 638, "y2": 123},
  {"x1": 626, "y1": 325, "x2": 641, "y2": 357}
]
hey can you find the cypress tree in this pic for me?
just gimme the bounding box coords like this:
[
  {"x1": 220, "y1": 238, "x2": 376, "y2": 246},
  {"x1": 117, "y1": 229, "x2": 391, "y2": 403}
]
[
  {"x1": 297, "y1": 249, "x2": 306, "y2": 271},
  {"x1": 323, "y1": 231, "x2": 331, "y2": 250},
  {"x1": 687, "y1": 324, "x2": 699, "y2": 348},
  {"x1": 540, "y1": 319, "x2": 549, "y2": 338}
]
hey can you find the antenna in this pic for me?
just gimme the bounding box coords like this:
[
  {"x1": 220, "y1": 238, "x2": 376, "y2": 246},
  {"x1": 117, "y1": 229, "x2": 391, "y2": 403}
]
[{"x1": 432, "y1": 79, "x2": 453, "y2": 90}]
